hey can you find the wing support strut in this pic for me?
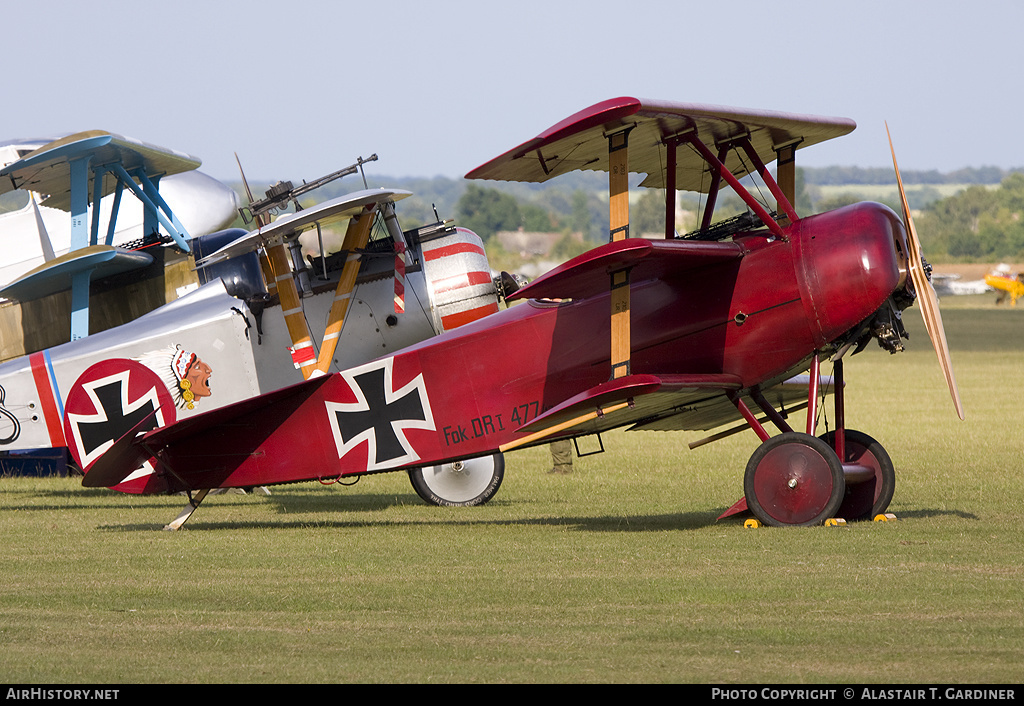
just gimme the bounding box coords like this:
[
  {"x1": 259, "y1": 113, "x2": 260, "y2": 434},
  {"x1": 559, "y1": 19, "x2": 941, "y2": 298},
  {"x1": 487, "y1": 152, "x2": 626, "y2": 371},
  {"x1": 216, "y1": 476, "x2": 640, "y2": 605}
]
[
  {"x1": 675, "y1": 132, "x2": 788, "y2": 240},
  {"x1": 314, "y1": 206, "x2": 378, "y2": 376},
  {"x1": 607, "y1": 128, "x2": 634, "y2": 380},
  {"x1": 267, "y1": 241, "x2": 318, "y2": 378},
  {"x1": 8, "y1": 138, "x2": 192, "y2": 342}
]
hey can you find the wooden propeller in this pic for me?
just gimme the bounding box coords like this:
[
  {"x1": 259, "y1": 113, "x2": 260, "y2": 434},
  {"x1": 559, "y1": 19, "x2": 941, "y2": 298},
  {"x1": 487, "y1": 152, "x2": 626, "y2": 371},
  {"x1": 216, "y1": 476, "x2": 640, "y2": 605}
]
[{"x1": 887, "y1": 124, "x2": 965, "y2": 420}]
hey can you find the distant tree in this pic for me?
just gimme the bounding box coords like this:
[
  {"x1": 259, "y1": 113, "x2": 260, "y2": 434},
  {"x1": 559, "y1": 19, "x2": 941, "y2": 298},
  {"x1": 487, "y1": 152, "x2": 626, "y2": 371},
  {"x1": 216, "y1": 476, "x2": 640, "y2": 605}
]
[
  {"x1": 521, "y1": 203, "x2": 558, "y2": 232},
  {"x1": 456, "y1": 184, "x2": 521, "y2": 239},
  {"x1": 550, "y1": 231, "x2": 589, "y2": 261},
  {"x1": 632, "y1": 189, "x2": 666, "y2": 236},
  {"x1": 814, "y1": 192, "x2": 866, "y2": 213},
  {"x1": 571, "y1": 190, "x2": 595, "y2": 241},
  {"x1": 794, "y1": 167, "x2": 813, "y2": 214}
]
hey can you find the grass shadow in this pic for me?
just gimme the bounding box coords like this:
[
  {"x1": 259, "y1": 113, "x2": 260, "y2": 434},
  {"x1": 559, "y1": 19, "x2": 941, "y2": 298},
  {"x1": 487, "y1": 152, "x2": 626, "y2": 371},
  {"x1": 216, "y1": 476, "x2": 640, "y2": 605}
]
[{"x1": 97, "y1": 507, "x2": 720, "y2": 533}]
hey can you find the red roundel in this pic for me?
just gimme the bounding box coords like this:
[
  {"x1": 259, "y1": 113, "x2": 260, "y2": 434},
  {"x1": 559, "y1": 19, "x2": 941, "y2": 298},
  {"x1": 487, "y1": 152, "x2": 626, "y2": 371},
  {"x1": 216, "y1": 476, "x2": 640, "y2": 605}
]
[{"x1": 63, "y1": 359, "x2": 176, "y2": 473}]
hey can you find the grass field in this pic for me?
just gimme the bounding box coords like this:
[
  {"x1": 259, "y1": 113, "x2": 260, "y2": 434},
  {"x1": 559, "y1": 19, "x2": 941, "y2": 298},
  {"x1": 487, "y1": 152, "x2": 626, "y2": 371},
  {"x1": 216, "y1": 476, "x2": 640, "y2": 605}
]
[{"x1": 1, "y1": 298, "x2": 1022, "y2": 684}]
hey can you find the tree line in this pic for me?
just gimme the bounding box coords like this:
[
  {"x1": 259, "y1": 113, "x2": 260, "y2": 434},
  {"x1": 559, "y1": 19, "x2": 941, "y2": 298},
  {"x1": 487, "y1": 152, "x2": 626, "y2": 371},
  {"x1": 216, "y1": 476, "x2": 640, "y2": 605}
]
[{"x1": 256, "y1": 164, "x2": 1024, "y2": 263}]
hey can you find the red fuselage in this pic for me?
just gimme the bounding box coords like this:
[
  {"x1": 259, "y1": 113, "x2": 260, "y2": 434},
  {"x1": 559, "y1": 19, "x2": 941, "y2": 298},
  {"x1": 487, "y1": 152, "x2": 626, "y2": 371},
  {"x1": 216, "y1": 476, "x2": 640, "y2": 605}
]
[{"x1": 118, "y1": 202, "x2": 907, "y2": 494}]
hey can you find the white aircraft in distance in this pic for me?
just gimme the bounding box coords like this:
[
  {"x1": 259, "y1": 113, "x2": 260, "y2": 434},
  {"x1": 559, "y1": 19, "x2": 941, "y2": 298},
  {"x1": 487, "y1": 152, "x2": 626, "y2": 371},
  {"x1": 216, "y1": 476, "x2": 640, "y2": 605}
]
[
  {"x1": 929, "y1": 273, "x2": 991, "y2": 297},
  {"x1": 0, "y1": 134, "x2": 240, "y2": 294}
]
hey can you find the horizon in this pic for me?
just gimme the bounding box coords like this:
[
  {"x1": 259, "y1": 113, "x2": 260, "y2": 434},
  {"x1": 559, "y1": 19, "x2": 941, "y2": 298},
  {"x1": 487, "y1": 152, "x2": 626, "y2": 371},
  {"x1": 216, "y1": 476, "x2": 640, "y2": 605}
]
[{"x1": 5, "y1": 1, "x2": 1022, "y2": 183}]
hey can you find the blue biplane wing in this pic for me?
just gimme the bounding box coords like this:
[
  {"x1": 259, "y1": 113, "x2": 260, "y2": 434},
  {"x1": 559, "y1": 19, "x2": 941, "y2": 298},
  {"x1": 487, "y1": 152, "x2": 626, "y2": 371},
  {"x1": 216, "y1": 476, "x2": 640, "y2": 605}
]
[
  {"x1": 0, "y1": 131, "x2": 201, "y2": 339},
  {"x1": 0, "y1": 131, "x2": 200, "y2": 211},
  {"x1": 0, "y1": 245, "x2": 152, "y2": 303}
]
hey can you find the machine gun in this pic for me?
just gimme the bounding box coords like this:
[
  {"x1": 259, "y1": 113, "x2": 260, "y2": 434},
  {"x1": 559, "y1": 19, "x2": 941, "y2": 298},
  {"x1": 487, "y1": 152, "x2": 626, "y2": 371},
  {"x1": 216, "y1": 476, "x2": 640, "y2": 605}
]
[{"x1": 239, "y1": 154, "x2": 379, "y2": 225}]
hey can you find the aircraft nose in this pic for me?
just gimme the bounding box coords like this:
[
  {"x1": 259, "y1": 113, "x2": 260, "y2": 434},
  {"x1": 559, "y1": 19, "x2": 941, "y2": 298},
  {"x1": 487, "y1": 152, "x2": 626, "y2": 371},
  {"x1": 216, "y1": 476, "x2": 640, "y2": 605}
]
[
  {"x1": 794, "y1": 202, "x2": 903, "y2": 346},
  {"x1": 160, "y1": 171, "x2": 241, "y2": 237}
]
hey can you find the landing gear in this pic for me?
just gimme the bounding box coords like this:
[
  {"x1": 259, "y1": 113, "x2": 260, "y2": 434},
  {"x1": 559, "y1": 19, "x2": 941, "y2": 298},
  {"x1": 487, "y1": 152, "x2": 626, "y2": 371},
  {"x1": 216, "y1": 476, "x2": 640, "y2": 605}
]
[
  {"x1": 744, "y1": 433, "x2": 845, "y2": 527},
  {"x1": 730, "y1": 355, "x2": 896, "y2": 527},
  {"x1": 819, "y1": 429, "x2": 895, "y2": 521},
  {"x1": 164, "y1": 489, "x2": 210, "y2": 531},
  {"x1": 408, "y1": 452, "x2": 504, "y2": 507}
]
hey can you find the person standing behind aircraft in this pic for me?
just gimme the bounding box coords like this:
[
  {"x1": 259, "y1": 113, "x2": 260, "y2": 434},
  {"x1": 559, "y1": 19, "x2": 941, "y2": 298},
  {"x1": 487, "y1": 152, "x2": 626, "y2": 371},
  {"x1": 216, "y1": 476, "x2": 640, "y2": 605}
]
[{"x1": 549, "y1": 439, "x2": 573, "y2": 474}]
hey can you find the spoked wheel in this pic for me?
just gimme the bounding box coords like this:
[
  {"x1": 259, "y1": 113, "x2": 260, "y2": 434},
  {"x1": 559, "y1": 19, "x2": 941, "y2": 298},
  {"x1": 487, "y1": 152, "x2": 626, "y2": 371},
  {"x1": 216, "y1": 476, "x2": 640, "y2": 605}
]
[
  {"x1": 408, "y1": 453, "x2": 504, "y2": 507},
  {"x1": 744, "y1": 432, "x2": 845, "y2": 527},
  {"x1": 819, "y1": 429, "x2": 896, "y2": 521}
]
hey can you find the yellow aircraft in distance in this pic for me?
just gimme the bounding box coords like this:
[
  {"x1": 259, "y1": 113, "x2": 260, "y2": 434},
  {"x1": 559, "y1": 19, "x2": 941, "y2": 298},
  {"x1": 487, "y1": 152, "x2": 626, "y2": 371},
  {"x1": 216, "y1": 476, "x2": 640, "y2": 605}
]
[{"x1": 985, "y1": 269, "x2": 1024, "y2": 306}]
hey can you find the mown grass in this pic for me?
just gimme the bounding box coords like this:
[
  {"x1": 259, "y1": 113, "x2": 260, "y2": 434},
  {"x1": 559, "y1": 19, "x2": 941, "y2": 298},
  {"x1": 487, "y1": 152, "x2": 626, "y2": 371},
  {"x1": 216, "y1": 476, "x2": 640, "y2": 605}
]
[{"x1": 1, "y1": 302, "x2": 1022, "y2": 683}]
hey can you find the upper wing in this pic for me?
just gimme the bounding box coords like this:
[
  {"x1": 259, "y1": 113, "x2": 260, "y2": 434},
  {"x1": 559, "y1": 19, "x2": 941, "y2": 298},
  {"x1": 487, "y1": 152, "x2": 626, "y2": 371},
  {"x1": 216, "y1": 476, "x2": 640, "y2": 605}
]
[
  {"x1": 466, "y1": 96, "x2": 855, "y2": 191},
  {"x1": 0, "y1": 130, "x2": 201, "y2": 210},
  {"x1": 507, "y1": 237, "x2": 745, "y2": 302},
  {"x1": 195, "y1": 188, "x2": 412, "y2": 268}
]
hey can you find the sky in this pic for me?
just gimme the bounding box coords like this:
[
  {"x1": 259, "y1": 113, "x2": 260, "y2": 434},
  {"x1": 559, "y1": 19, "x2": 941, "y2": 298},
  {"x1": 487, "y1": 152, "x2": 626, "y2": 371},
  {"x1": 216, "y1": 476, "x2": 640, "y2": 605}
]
[{"x1": 5, "y1": 0, "x2": 1022, "y2": 184}]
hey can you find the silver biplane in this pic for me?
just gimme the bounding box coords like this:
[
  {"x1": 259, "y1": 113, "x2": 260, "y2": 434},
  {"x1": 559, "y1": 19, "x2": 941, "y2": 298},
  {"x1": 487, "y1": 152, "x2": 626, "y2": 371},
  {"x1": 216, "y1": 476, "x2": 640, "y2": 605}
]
[{"x1": 0, "y1": 131, "x2": 507, "y2": 507}]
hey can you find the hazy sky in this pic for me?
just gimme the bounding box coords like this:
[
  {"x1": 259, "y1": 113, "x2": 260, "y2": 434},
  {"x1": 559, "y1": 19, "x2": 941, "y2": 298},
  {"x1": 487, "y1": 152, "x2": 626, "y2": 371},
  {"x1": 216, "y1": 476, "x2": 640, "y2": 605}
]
[{"x1": 5, "y1": 0, "x2": 1021, "y2": 184}]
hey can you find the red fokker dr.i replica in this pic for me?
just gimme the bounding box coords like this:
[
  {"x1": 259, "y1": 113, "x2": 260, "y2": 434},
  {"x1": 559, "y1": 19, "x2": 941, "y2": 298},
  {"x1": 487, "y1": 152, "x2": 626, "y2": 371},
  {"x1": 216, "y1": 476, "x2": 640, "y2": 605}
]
[{"x1": 76, "y1": 97, "x2": 963, "y2": 529}]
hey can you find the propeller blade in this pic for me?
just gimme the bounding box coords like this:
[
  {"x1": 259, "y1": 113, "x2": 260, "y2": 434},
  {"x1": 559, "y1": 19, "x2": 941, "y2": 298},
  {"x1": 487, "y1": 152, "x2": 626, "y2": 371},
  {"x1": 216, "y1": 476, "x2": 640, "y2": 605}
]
[
  {"x1": 234, "y1": 152, "x2": 267, "y2": 228},
  {"x1": 29, "y1": 193, "x2": 56, "y2": 261},
  {"x1": 886, "y1": 124, "x2": 964, "y2": 420}
]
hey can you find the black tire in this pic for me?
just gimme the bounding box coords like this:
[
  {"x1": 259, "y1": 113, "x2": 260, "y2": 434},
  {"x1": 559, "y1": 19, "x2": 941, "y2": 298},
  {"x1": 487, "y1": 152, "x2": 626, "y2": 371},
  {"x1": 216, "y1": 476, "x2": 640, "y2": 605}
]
[
  {"x1": 819, "y1": 429, "x2": 896, "y2": 521},
  {"x1": 408, "y1": 453, "x2": 504, "y2": 507},
  {"x1": 744, "y1": 432, "x2": 845, "y2": 527}
]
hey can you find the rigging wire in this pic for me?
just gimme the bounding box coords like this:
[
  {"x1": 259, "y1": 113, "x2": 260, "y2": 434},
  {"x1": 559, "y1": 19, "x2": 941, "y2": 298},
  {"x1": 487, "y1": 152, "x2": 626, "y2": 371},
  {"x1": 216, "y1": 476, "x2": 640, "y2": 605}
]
[{"x1": 732, "y1": 146, "x2": 774, "y2": 215}]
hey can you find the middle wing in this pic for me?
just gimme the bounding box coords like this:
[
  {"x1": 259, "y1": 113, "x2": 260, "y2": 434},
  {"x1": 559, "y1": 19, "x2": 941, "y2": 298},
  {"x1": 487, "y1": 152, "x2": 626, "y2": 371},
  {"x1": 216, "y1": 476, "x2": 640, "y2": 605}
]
[{"x1": 507, "y1": 237, "x2": 746, "y2": 303}]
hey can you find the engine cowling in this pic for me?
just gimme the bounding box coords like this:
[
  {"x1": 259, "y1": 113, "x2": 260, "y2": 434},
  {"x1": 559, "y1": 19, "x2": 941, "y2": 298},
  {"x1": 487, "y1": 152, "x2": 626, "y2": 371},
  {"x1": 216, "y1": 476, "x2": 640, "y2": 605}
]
[
  {"x1": 420, "y1": 227, "x2": 500, "y2": 332},
  {"x1": 791, "y1": 202, "x2": 905, "y2": 349}
]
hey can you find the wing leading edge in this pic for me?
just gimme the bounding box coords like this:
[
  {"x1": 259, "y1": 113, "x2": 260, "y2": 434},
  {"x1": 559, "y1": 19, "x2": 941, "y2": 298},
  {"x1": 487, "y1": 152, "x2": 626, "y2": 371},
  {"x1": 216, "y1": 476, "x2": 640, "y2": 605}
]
[
  {"x1": 466, "y1": 96, "x2": 855, "y2": 192},
  {"x1": 0, "y1": 130, "x2": 202, "y2": 211}
]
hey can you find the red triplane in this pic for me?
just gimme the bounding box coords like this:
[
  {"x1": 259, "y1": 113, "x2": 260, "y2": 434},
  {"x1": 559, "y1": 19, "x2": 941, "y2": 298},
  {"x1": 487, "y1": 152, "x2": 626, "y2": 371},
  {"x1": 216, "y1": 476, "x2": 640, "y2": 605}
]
[{"x1": 76, "y1": 97, "x2": 963, "y2": 529}]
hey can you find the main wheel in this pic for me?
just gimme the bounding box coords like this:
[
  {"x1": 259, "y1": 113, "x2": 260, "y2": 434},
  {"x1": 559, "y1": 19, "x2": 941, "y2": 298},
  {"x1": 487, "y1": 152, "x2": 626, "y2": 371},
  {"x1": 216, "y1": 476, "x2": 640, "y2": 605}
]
[
  {"x1": 819, "y1": 429, "x2": 896, "y2": 521},
  {"x1": 408, "y1": 453, "x2": 504, "y2": 507},
  {"x1": 744, "y1": 432, "x2": 845, "y2": 527}
]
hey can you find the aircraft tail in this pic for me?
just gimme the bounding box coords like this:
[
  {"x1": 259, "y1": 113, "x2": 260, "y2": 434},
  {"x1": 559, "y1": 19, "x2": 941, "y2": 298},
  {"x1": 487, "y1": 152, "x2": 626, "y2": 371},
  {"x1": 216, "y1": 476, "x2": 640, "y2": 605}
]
[{"x1": 80, "y1": 375, "x2": 334, "y2": 492}]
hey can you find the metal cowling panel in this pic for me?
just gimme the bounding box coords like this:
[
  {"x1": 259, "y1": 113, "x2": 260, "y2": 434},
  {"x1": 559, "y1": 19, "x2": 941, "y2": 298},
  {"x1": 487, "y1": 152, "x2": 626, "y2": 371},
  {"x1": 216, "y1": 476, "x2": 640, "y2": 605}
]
[{"x1": 421, "y1": 227, "x2": 499, "y2": 331}]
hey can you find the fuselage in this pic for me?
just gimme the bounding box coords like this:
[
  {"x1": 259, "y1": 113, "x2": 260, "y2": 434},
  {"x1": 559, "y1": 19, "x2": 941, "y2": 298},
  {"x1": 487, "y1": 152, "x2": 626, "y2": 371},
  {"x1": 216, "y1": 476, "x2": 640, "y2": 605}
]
[
  {"x1": 392, "y1": 201, "x2": 905, "y2": 455},
  {"x1": 121, "y1": 201, "x2": 907, "y2": 494}
]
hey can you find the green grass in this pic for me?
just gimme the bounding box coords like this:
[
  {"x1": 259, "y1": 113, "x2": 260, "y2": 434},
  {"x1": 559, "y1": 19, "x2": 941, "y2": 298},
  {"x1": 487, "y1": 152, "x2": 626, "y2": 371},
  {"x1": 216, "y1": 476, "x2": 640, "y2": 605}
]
[{"x1": 1, "y1": 303, "x2": 1023, "y2": 683}]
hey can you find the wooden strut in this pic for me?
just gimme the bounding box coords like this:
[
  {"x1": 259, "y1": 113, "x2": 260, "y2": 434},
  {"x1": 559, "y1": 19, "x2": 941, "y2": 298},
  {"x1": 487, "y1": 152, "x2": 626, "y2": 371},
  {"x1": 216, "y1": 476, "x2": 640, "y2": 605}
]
[
  {"x1": 314, "y1": 207, "x2": 377, "y2": 376},
  {"x1": 499, "y1": 402, "x2": 630, "y2": 453},
  {"x1": 607, "y1": 128, "x2": 633, "y2": 380},
  {"x1": 266, "y1": 242, "x2": 318, "y2": 379},
  {"x1": 774, "y1": 140, "x2": 802, "y2": 226}
]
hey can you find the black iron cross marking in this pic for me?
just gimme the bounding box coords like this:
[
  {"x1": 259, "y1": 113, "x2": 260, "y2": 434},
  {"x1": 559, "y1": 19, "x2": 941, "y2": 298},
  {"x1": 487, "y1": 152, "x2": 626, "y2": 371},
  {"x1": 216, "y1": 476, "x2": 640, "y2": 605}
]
[
  {"x1": 74, "y1": 377, "x2": 159, "y2": 460},
  {"x1": 328, "y1": 361, "x2": 433, "y2": 470}
]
